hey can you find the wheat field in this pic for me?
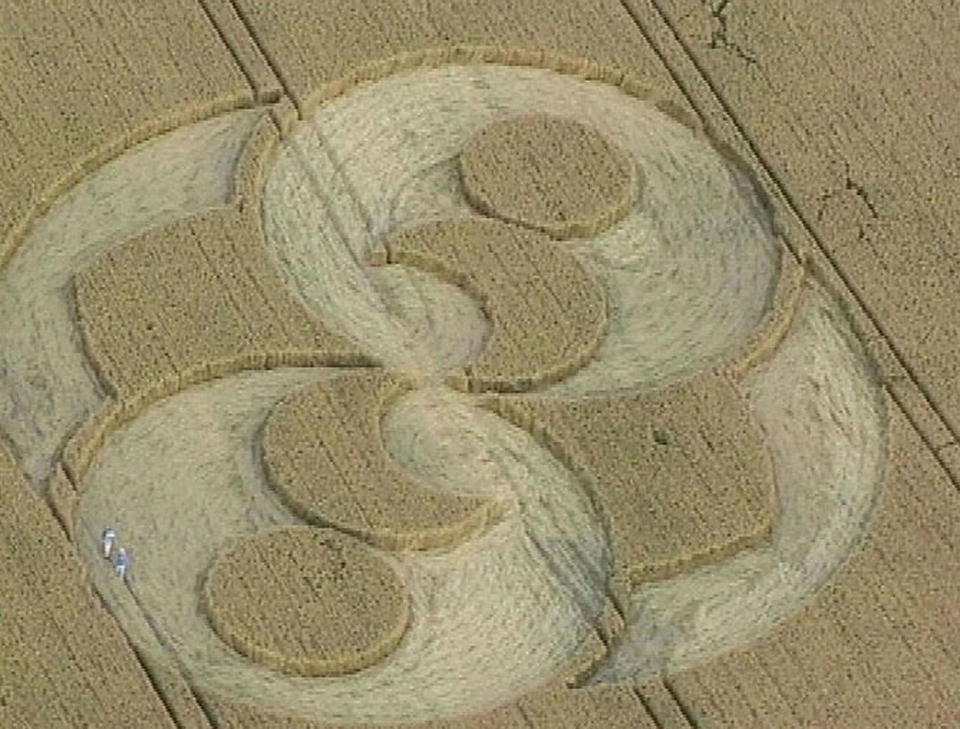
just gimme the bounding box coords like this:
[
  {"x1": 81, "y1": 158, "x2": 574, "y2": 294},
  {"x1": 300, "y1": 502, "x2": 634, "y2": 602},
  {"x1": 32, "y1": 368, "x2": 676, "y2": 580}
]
[{"x1": 1, "y1": 2, "x2": 958, "y2": 727}]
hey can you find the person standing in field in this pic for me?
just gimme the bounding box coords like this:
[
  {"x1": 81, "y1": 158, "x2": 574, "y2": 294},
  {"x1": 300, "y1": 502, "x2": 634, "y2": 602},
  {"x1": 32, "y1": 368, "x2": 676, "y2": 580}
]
[
  {"x1": 102, "y1": 527, "x2": 116, "y2": 559},
  {"x1": 113, "y1": 547, "x2": 129, "y2": 580}
]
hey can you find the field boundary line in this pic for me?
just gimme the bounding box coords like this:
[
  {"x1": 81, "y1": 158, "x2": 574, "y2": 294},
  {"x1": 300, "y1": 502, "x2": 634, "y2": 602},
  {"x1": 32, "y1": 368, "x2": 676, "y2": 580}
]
[
  {"x1": 224, "y1": 0, "x2": 304, "y2": 118},
  {"x1": 77, "y1": 518, "x2": 211, "y2": 729},
  {"x1": 631, "y1": 686, "x2": 667, "y2": 729},
  {"x1": 619, "y1": 0, "x2": 960, "y2": 494},
  {"x1": 663, "y1": 678, "x2": 701, "y2": 728},
  {"x1": 195, "y1": 0, "x2": 265, "y2": 102},
  {"x1": 633, "y1": 682, "x2": 701, "y2": 728}
]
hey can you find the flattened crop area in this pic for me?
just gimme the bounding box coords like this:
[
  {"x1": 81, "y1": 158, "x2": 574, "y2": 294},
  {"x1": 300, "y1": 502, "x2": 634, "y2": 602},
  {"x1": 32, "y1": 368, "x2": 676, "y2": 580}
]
[{"x1": 2, "y1": 3, "x2": 958, "y2": 728}]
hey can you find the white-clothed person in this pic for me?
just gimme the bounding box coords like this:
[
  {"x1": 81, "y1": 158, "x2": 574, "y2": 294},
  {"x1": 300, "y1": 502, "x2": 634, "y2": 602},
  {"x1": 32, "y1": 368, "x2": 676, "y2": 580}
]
[
  {"x1": 113, "y1": 547, "x2": 129, "y2": 580},
  {"x1": 101, "y1": 527, "x2": 116, "y2": 560}
]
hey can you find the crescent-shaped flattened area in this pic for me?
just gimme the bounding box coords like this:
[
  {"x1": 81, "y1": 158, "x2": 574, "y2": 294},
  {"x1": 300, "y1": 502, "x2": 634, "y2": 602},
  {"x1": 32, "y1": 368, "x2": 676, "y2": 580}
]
[
  {"x1": 459, "y1": 113, "x2": 639, "y2": 238},
  {"x1": 202, "y1": 526, "x2": 409, "y2": 677},
  {"x1": 262, "y1": 369, "x2": 502, "y2": 550},
  {"x1": 382, "y1": 218, "x2": 606, "y2": 393}
]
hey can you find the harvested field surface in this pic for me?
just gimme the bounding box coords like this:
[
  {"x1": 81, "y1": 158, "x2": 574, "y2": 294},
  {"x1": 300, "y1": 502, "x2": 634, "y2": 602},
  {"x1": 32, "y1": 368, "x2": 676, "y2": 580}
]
[
  {"x1": 262, "y1": 370, "x2": 500, "y2": 549},
  {"x1": 203, "y1": 526, "x2": 409, "y2": 677},
  {"x1": 2, "y1": 1, "x2": 959, "y2": 727},
  {"x1": 459, "y1": 114, "x2": 638, "y2": 238},
  {"x1": 382, "y1": 217, "x2": 606, "y2": 392}
]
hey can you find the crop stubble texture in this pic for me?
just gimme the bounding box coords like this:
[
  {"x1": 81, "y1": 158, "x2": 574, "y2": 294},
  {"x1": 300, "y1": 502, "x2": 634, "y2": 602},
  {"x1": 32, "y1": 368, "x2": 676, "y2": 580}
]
[
  {"x1": 262, "y1": 371, "x2": 500, "y2": 550},
  {"x1": 203, "y1": 526, "x2": 409, "y2": 677},
  {"x1": 0, "y1": 443, "x2": 179, "y2": 729},
  {"x1": 459, "y1": 114, "x2": 638, "y2": 238},
  {"x1": 382, "y1": 218, "x2": 606, "y2": 393},
  {"x1": 0, "y1": 0, "x2": 251, "y2": 269}
]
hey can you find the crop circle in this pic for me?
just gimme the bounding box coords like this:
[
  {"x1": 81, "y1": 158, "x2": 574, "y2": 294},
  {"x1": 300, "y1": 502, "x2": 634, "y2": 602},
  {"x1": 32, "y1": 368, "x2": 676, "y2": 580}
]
[
  {"x1": 202, "y1": 526, "x2": 409, "y2": 676},
  {"x1": 459, "y1": 113, "x2": 638, "y2": 238}
]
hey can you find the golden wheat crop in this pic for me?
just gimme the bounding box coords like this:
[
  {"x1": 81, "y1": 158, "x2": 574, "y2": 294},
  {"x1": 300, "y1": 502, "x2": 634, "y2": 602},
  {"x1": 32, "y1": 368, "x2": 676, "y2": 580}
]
[
  {"x1": 0, "y1": 0, "x2": 252, "y2": 272},
  {"x1": 0, "y1": 443, "x2": 179, "y2": 728},
  {"x1": 63, "y1": 114, "x2": 370, "y2": 487},
  {"x1": 0, "y1": 12, "x2": 903, "y2": 722},
  {"x1": 229, "y1": 0, "x2": 688, "y2": 120},
  {"x1": 383, "y1": 217, "x2": 606, "y2": 393},
  {"x1": 202, "y1": 526, "x2": 409, "y2": 677},
  {"x1": 723, "y1": 250, "x2": 807, "y2": 379},
  {"x1": 207, "y1": 626, "x2": 656, "y2": 729},
  {"x1": 487, "y1": 368, "x2": 775, "y2": 593},
  {"x1": 262, "y1": 369, "x2": 503, "y2": 550},
  {"x1": 74, "y1": 208, "x2": 367, "y2": 403},
  {"x1": 459, "y1": 113, "x2": 638, "y2": 238}
]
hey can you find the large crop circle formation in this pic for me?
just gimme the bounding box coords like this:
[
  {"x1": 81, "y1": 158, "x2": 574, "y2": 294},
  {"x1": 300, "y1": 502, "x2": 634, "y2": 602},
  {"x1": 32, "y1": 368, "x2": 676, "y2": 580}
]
[{"x1": 0, "y1": 60, "x2": 885, "y2": 725}]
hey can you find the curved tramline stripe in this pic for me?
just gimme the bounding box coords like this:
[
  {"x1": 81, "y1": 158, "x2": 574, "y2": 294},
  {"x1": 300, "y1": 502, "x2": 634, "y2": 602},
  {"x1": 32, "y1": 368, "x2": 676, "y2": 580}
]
[
  {"x1": 262, "y1": 369, "x2": 505, "y2": 550},
  {"x1": 0, "y1": 55, "x2": 887, "y2": 727},
  {"x1": 381, "y1": 217, "x2": 607, "y2": 393}
]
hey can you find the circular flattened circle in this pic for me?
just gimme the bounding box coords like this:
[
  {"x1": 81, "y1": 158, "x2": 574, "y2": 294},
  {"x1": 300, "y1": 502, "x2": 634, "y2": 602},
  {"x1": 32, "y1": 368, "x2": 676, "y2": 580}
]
[
  {"x1": 459, "y1": 113, "x2": 638, "y2": 238},
  {"x1": 202, "y1": 527, "x2": 409, "y2": 677}
]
